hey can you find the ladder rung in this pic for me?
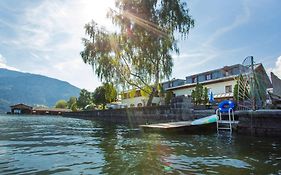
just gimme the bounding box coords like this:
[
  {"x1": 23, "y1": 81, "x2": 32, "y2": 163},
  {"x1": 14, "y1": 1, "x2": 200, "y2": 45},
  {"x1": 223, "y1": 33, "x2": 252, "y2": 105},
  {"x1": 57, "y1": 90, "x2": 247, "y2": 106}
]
[
  {"x1": 218, "y1": 127, "x2": 232, "y2": 130},
  {"x1": 217, "y1": 121, "x2": 238, "y2": 124}
]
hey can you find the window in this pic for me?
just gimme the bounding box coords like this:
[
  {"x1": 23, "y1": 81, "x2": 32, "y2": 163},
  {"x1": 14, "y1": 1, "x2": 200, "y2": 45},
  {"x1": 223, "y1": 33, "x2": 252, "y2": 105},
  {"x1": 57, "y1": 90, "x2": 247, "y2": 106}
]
[
  {"x1": 205, "y1": 74, "x2": 212, "y2": 80},
  {"x1": 192, "y1": 77, "x2": 197, "y2": 83},
  {"x1": 130, "y1": 104, "x2": 135, "y2": 107},
  {"x1": 135, "y1": 90, "x2": 141, "y2": 97},
  {"x1": 225, "y1": 85, "x2": 232, "y2": 93},
  {"x1": 225, "y1": 71, "x2": 229, "y2": 76}
]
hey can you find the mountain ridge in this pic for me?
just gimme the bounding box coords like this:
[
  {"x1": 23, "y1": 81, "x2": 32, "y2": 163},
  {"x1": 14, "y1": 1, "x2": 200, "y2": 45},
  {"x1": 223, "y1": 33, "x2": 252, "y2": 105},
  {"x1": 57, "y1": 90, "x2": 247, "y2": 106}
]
[{"x1": 0, "y1": 68, "x2": 80, "y2": 113}]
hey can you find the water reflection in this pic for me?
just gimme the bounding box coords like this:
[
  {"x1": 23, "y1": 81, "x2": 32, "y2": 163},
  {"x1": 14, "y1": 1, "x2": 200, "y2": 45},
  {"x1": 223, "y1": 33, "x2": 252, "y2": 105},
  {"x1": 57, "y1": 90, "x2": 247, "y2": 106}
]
[{"x1": 0, "y1": 115, "x2": 281, "y2": 174}]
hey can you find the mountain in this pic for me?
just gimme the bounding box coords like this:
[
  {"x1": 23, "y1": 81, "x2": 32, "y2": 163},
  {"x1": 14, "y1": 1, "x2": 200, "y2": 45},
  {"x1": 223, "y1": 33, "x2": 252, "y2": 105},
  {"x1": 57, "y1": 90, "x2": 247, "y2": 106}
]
[{"x1": 0, "y1": 68, "x2": 80, "y2": 113}]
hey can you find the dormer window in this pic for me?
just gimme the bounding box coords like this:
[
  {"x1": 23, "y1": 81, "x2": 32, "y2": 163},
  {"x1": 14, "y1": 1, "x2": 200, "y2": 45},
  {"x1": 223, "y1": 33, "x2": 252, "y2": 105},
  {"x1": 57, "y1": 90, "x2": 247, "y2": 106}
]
[
  {"x1": 225, "y1": 71, "x2": 229, "y2": 76},
  {"x1": 192, "y1": 77, "x2": 197, "y2": 83},
  {"x1": 205, "y1": 74, "x2": 212, "y2": 80}
]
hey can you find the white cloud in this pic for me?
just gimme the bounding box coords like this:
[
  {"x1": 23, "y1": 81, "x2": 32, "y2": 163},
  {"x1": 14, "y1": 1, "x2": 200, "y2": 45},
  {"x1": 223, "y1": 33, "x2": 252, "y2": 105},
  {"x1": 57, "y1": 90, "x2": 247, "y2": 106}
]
[
  {"x1": 0, "y1": 54, "x2": 19, "y2": 71},
  {"x1": 270, "y1": 56, "x2": 281, "y2": 79},
  {"x1": 0, "y1": 0, "x2": 114, "y2": 91},
  {"x1": 204, "y1": 0, "x2": 251, "y2": 46},
  {"x1": 172, "y1": 48, "x2": 218, "y2": 79}
]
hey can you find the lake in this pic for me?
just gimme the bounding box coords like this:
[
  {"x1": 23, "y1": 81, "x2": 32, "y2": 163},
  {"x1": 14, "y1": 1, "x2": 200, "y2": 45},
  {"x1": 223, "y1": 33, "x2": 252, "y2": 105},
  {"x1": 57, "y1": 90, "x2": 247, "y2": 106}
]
[{"x1": 0, "y1": 114, "x2": 280, "y2": 174}]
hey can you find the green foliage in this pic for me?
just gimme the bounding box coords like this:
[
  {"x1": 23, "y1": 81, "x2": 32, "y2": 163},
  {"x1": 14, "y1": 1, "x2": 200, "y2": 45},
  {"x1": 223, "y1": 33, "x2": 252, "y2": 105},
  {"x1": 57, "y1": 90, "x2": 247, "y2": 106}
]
[
  {"x1": 67, "y1": 96, "x2": 77, "y2": 109},
  {"x1": 104, "y1": 83, "x2": 118, "y2": 103},
  {"x1": 81, "y1": 0, "x2": 194, "y2": 106},
  {"x1": 191, "y1": 83, "x2": 208, "y2": 105},
  {"x1": 158, "y1": 84, "x2": 165, "y2": 98},
  {"x1": 76, "y1": 89, "x2": 93, "y2": 109},
  {"x1": 234, "y1": 75, "x2": 249, "y2": 102},
  {"x1": 93, "y1": 83, "x2": 117, "y2": 109},
  {"x1": 129, "y1": 88, "x2": 137, "y2": 98},
  {"x1": 203, "y1": 87, "x2": 208, "y2": 105},
  {"x1": 92, "y1": 86, "x2": 106, "y2": 109},
  {"x1": 84, "y1": 104, "x2": 96, "y2": 111},
  {"x1": 234, "y1": 83, "x2": 239, "y2": 101},
  {"x1": 140, "y1": 86, "x2": 152, "y2": 98},
  {"x1": 165, "y1": 91, "x2": 174, "y2": 105},
  {"x1": 55, "y1": 100, "x2": 68, "y2": 109},
  {"x1": 70, "y1": 102, "x2": 78, "y2": 112}
]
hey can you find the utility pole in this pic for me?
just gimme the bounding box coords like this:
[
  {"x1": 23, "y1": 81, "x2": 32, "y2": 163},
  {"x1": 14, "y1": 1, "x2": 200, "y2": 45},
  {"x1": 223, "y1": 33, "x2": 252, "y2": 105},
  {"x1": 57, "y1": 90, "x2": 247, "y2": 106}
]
[{"x1": 250, "y1": 56, "x2": 256, "y2": 111}]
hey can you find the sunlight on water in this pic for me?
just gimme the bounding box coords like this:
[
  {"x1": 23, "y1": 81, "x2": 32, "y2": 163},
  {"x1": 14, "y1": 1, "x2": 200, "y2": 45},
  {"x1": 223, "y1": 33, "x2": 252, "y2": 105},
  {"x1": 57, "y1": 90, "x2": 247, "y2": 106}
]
[{"x1": 0, "y1": 115, "x2": 281, "y2": 174}]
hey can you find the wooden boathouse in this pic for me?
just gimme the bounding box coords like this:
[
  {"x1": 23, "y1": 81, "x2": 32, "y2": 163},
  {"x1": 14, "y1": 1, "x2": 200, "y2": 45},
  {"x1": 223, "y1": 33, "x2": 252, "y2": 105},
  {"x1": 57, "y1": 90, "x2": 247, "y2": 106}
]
[
  {"x1": 10, "y1": 103, "x2": 33, "y2": 114},
  {"x1": 9, "y1": 103, "x2": 71, "y2": 115}
]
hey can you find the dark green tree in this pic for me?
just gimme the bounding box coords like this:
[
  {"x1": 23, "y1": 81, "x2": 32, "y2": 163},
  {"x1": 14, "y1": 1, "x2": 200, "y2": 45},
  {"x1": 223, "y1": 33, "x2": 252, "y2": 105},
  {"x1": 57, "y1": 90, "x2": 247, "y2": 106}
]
[
  {"x1": 55, "y1": 100, "x2": 68, "y2": 109},
  {"x1": 234, "y1": 75, "x2": 249, "y2": 102},
  {"x1": 81, "y1": 0, "x2": 194, "y2": 106},
  {"x1": 104, "y1": 83, "x2": 118, "y2": 103},
  {"x1": 203, "y1": 87, "x2": 208, "y2": 105},
  {"x1": 93, "y1": 83, "x2": 117, "y2": 109},
  {"x1": 76, "y1": 89, "x2": 93, "y2": 109},
  {"x1": 234, "y1": 83, "x2": 239, "y2": 101},
  {"x1": 191, "y1": 83, "x2": 204, "y2": 105},
  {"x1": 165, "y1": 91, "x2": 174, "y2": 105}
]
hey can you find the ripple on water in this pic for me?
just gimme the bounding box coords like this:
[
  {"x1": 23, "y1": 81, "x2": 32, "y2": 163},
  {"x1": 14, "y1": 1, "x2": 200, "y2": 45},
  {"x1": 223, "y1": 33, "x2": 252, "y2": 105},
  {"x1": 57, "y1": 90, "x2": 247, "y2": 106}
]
[{"x1": 1, "y1": 115, "x2": 281, "y2": 174}]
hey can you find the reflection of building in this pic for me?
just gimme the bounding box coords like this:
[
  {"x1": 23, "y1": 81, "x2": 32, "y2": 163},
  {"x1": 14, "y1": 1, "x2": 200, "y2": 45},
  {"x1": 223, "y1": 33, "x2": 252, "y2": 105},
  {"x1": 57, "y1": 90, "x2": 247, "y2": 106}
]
[
  {"x1": 9, "y1": 103, "x2": 71, "y2": 115},
  {"x1": 121, "y1": 89, "x2": 161, "y2": 107},
  {"x1": 165, "y1": 64, "x2": 271, "y2": 102}
]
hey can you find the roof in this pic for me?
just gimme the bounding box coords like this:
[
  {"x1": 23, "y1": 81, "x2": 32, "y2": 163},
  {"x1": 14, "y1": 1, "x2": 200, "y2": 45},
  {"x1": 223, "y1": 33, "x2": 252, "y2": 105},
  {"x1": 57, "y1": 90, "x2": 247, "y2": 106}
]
[
  {"x1": 185, "y1": 64, "x2": 242, "y2": 79},
  {"x1": 271, "y1": 72, "x2": 281, "y2": 96},
  {"x1": 10, "y1": 103, "x2": 33, "y2": 109},
  {"x1": 161, "y1": 78, "x2": 186, "y2": 84},
  {"x1": 167, "y1": 75, "x2": 237, "y2": 91}
]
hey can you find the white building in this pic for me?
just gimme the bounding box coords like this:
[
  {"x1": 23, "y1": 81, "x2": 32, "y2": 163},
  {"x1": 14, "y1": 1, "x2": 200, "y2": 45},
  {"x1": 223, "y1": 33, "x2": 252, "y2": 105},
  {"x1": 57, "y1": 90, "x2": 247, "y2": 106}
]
[
  {"x1": 120, "y1": 89, "x2": 161, "y2": 107},
  {"x1": 164, "y1": 63, "x2": 271, "y2": 102},
  {"x1": 120, "y1": 63, "x2": 271, "y2": 106}
]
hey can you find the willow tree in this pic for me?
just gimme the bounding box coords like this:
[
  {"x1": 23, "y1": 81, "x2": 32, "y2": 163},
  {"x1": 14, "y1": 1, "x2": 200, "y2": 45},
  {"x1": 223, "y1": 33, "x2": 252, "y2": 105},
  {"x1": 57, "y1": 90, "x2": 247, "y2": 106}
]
[{"x1": 81, "y1": 0, "x2": 194, "y2": 106}]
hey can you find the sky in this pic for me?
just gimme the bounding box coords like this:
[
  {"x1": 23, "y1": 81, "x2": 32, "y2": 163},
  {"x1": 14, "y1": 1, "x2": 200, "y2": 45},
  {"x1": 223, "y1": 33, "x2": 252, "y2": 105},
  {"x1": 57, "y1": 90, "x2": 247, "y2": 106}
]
[{"x1": 0, "y1": 0, "x2": 281, "y2": 91}]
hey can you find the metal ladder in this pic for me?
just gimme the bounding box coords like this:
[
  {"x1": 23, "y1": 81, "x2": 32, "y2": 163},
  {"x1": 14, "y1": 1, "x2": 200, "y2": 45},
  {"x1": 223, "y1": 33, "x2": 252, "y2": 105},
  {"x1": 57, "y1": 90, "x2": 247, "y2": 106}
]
[{"x1": 216, "y1": 108, "x2": 235, "y2": 133}]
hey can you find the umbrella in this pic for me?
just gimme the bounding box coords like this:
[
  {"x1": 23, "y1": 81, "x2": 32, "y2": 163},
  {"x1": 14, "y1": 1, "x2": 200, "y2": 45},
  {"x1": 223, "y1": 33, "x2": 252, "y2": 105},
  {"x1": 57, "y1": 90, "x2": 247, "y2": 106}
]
[{"x1": 209, "y1": 91, "x2": 215, "y2": 103}]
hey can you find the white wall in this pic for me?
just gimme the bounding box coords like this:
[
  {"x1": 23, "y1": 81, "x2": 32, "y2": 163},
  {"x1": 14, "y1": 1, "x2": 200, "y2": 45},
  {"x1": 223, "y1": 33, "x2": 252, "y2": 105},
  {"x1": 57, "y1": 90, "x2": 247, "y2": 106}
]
[
  {"x1": 121, "y1": 96, "x2": 161, "y2": 107},
  {"x1": 172, "y1": 79, "x2": 236, "y2": 96},
  {"x1": 207, "y1": 80, "x2": 236, "y2": 95}
]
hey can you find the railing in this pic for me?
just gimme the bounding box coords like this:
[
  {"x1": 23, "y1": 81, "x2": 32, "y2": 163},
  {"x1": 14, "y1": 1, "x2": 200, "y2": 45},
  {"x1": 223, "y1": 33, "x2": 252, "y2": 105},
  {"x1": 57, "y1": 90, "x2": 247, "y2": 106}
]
[{"x1": 216, "y1": 108, "x2": 235, "y2": 133}]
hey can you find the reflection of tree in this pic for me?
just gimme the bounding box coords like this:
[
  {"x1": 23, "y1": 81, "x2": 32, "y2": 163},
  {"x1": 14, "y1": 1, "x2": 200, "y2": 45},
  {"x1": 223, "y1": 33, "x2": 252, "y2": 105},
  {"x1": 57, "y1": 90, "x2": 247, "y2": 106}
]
[
  {"x1": 92, "y1": 122, "x2": 172, "y2": 174},
  {"x1": 92, "y1": 122, "x2": 124, "y2": 174}
]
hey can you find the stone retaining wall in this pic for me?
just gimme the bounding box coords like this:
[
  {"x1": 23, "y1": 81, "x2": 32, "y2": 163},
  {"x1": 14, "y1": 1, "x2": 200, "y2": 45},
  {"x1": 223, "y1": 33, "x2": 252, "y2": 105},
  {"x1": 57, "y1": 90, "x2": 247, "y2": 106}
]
[
  {"x1": 62, "y1": 106, "x2": 215, "y2": 125},
  {"x1": 236, "y1": 110, "x2": 281, "y2": 136},
  {"x1": 63, "y1": 108, "x2": 281, "y2": 136}
]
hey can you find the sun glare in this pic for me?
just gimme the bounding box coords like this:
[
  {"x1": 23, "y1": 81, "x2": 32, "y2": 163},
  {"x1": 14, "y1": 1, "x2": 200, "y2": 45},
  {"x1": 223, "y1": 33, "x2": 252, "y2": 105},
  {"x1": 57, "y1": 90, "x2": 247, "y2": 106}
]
[{"x1": 82, "y1": 0, "x2": 115, "y2": 30}]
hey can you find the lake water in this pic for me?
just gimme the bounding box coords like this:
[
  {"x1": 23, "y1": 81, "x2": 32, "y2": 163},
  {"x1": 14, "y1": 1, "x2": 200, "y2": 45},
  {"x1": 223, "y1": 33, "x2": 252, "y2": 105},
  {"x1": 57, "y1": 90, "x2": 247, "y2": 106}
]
[{"x1": 0, "y1": 114, "x2": 281, "y2": 175}]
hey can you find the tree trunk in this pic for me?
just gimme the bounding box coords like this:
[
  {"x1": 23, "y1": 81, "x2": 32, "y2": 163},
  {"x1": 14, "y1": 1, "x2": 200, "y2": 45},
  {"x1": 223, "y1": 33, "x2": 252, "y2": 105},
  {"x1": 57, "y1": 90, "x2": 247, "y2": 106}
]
[
  {"x1": 146, "y1": 61, "x2": 160, "y2": 106},
  {"x1": 146, "y1": 86, "x2": 156, "y2": 106}
]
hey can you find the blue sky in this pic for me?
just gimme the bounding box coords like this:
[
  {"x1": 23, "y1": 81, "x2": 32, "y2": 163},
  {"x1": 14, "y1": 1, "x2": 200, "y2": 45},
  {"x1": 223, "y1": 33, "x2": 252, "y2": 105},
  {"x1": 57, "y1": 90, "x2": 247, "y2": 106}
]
[{"x1": 0, "y1": 0, "x2": 281, "y2": 91}]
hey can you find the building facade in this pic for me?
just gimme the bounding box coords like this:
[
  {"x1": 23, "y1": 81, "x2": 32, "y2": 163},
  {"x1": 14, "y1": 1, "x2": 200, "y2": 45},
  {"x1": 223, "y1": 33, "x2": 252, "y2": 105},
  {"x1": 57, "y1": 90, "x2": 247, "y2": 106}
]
[
  {"x1": 120, "y1": 63, "x2": 271, "y2": 106},
  {"x1": 120, "y1": 89, "x2": 161, "y2": 107},
  {"x1": 166, "y1": 64, "x2": 271, "y2": 102}
]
